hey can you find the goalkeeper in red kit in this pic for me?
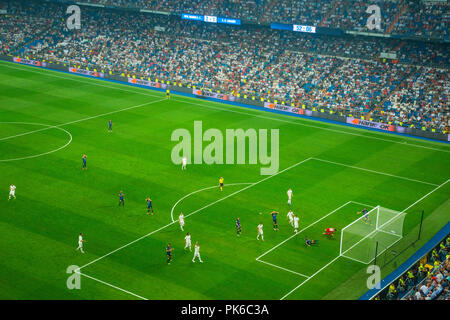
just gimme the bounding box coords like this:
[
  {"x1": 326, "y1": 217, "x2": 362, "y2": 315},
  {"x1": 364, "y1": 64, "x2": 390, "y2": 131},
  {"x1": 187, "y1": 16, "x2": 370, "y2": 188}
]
[{"x1": 323, "y1": 227, "x2": 337, "y2": 238}]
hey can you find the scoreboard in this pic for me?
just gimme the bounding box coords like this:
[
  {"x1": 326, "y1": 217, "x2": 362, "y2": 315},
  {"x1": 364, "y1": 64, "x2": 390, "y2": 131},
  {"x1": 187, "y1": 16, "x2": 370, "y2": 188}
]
[
  {"x1": 182, "y1": 13, "x2": 241, "y2": 25},
  {"x1": 271, "y1": 22, "x2": 316, "y2": 33}
]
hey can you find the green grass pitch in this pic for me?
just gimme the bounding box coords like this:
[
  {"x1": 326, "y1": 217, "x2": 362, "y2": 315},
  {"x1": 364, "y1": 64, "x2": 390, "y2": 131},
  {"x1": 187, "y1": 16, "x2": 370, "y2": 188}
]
[{"x1": 0, "y1": 60, "x2": 449, "y2": 300}]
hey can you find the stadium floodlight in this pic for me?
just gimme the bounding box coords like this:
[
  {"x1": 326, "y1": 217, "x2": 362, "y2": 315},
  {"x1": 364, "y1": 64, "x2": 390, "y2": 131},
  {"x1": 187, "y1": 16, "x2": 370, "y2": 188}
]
[{"x1": 340, "y1": 206, "x2": 406, "y2": 264}]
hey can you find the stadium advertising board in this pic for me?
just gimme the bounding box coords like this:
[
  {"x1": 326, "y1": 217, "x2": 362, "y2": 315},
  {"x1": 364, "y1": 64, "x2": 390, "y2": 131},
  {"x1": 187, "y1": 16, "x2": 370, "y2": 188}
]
[
  {"x1": 264, "y1": 102, "x2": 304, "y2": 115},
  {"x1": 192, "y1": 89, "x2": 236, "y2": 101},
  {"x1": 347, "y1": 117, "x2": 395, "y2": 131},
  {"x1": 69, "y1": 67, "x2": 104, "y2": 78},
  {"x1": 128, "y1": 77, "x2": 167, "y2": 89},
  {"x1": 13, "y1": 57, "x2": 47, "y2": 67}
]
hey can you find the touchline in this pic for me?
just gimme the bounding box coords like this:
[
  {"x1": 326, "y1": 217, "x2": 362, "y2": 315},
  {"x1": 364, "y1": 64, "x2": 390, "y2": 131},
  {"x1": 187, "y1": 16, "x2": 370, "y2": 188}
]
[{"x1": 171, "y1": 120, "x2": 279, "y2": 175}]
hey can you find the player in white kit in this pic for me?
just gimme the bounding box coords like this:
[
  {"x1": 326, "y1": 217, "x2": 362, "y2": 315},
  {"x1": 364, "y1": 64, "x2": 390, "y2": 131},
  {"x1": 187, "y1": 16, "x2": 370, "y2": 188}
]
[
  {"x1": 76, "y1": 233, "x2": 85, "y2": 253},
  {"x1": 184, "y1": 232, "x2": 192, "y2": 251},
  {"x1": 287, "y1": 188, "x2": 293, "y2": 205},
  {"x1": 192, "y1": 242, "x2": 203, "y2": 263},
  {"x1": 179, "y1": 212, "x2": 185, "y2": 231},
  {"x1": 287, "y1": 210, "x2": 294, "y2": 227},
  {"x1": 182, "y1": 156, "x2": 187, "y2": 170},
  {"x1": 293, "y1": 215, "x2": 300, "y2": 233},
  {"x1": 8, "y1": 184, "x2": 16, "y2": 200},
  {"x1": 257, "y1": 223, "x2": 264, "y2": 241}
]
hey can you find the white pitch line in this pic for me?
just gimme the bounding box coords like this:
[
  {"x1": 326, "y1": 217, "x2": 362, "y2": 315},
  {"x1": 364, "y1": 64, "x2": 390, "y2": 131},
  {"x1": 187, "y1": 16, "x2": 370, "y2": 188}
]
[
  {"x1": 256, "y1": 259, "x2": 310, "y2": 278},
  {"x1": 0, "y1": 98, "x2": 166, "y2": 142},
  {"x1": 377, "y1": 229, "x2": 402, "y2": 238},
  {"x1": 350, "y1": 201, "x2": 377, "y2": 208},
  {"x1": 399, "y1": 179, "x2": 449, "y2": 214},
  {"x1": 77, "y1": 271, "x2": 148, "y2": 300},
  {"x1": 170, "y1": 183, "x2": 253, "y2": 222},
  {"x1": 280, "y1": 255, "x2": 341, "y2": 300},
  {"x1": 0, "y1": 121, "x2": 73, "y2": 162},
  {"x1": 0, "y1": 61, "x2": 163, "y2": 99},
  {"x1": 279, "y1": 178, "x2": 450, "y2": 300},
  {"x1": 78, "y1": 157, "x2": 313, "y2": 270},
  {"x1": 256, "y1": 201, "x2": 352, "y2": 261},
  {"x1": 312, "y1": 157, "x2": 440, "y2": 186},
  {"x1": 1, "y1": 60, "x2": 449, "y2": 154},
  {"x1": 340, "y1": 254, "x2": 368, "y2": 265},
  {"x1": 175, "y1": 97, "x2": 450, "y2": 154}
]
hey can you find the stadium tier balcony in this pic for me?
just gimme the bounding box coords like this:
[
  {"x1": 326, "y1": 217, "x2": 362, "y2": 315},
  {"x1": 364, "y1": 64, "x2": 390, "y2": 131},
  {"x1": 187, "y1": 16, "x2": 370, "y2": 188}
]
[{"x1": 46, "y1": 0, "x2": 449, "y2": 41}]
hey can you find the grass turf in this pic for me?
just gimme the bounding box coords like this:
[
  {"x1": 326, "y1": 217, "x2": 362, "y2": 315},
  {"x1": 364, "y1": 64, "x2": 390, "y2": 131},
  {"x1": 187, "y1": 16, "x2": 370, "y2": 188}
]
[{"x1": 0, "y1": 60, "x2": 449, "y2": 300}]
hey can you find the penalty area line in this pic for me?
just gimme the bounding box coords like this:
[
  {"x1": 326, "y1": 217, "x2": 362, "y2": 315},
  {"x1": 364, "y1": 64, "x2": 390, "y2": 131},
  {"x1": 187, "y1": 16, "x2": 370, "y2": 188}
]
[
  {"x1": 256, "y1": 259, "x2": 310, "y2": 278},
  {"x1": 77, "y1": 271, "x2": 148, "y2": 300},
  {"x1": 279, "y1": 178, "x2": 450, "y2": 300}
]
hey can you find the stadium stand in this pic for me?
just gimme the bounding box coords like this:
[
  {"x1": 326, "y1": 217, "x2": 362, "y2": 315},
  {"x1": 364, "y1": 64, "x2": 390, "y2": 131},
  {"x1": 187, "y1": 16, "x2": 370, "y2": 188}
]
[
  {"x1": 0, "y1": 0, "x2": 448, "y2": 134},
  {"x1": 373, "y1": 234, "x2": 450, "y2": 300},
  {"x1": 47, "y1": 0, "x2": 449, "y2": 40}
]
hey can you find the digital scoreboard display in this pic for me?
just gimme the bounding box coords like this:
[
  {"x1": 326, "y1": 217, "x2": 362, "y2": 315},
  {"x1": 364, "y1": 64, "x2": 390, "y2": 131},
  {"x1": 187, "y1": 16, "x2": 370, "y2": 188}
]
[
  {"x1": 271, "y1": 23, "x2": 316, "y2": 33},
  {"x1": 293, "y1": 24, "x2": 316, "y2": 33},
  {"x1": 182, "y1": 13, "x2": 241, "y2": 25}
]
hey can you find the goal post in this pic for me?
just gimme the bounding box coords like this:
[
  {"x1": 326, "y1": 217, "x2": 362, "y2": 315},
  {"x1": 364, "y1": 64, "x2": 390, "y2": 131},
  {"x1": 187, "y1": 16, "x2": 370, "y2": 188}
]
[{"x1": 340, "y1": 206, "x2": 406, "y2": 264}]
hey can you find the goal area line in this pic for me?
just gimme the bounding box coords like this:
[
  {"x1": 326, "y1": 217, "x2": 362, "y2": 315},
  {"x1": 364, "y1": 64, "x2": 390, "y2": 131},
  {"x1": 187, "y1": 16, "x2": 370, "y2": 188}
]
[
  {"x1": 280, "y1": 178, "x2": 449, "y2": 300},
  {"x1": 255, "y1": 200, "x2": 375, "y2": 278}
]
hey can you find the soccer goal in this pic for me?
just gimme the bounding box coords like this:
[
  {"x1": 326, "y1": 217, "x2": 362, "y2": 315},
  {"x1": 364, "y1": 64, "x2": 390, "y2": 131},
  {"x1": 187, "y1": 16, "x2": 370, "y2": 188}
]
[{"x1": 340, "y1": 206, "x2": 406, "y2": 264}]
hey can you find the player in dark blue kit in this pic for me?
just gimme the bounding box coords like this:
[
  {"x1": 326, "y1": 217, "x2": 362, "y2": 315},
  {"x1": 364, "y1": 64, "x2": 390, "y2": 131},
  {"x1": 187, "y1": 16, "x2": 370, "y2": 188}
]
[
  {"x1": 146, "y1": 197, "x2": 154, "y2": 215},
  {"x1": 271, "y1": 211, "x2": 279, "y2": 231},
  {"x1": 108, "y1": 120, "x2": 112, "y2": 132},
  {"x1": 305, "y1": 236, "x2": 319, "y2": 247},
  {"x1": 118, "y1": 190, "x2": 125, "y2": 206},
  {"x1": 358, "y1": 208, "x2": 370, "y2": 224},
  {"x1": 166, "y1": 243, "x2": 174, "y2": 265},
  {"x1": 236, "y1": 217, "x2": 242, "y2": 236},
  {"x1": 82, "y1": 154, "x2": 87, "y2": 171}
]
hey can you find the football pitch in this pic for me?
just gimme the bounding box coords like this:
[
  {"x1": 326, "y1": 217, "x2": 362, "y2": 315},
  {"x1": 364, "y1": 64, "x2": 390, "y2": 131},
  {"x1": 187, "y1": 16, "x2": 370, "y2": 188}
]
[{"x1": 0, "y1": 60, "x2": 449, "y2": 300}]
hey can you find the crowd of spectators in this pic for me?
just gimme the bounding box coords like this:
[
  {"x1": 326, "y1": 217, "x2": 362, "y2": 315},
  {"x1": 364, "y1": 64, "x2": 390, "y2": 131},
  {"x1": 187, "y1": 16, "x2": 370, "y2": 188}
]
[
  {"x1": 392, "y1": 1, "x2": 449, "y2": 40},
  {"x1": 375, "y1": 235, "x2": 450, "y2": 300},
  {"x1": 0, "y1": 0, "x2": 448, "y2": 133},
  {"x1": 48, "y1": 0, "x2": 449, "y2": 40}
]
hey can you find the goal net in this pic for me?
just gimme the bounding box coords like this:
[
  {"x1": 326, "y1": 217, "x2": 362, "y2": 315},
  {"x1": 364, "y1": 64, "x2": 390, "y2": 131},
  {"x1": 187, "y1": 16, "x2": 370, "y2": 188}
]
[{"x1": 340, "y1": 206, "x2": 406, "y2": 264}]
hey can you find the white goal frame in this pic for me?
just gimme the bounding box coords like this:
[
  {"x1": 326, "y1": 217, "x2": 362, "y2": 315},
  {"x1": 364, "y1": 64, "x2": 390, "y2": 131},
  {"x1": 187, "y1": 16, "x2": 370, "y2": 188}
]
[{"x1": 340, "y1": 205, "x2": 405, "y2": 264}]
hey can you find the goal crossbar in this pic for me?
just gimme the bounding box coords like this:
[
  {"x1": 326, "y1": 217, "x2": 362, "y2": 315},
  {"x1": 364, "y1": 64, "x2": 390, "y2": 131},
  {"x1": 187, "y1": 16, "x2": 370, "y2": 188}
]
[{"x1": 340, "y1": 206, "x2": 406, "y2": 264}]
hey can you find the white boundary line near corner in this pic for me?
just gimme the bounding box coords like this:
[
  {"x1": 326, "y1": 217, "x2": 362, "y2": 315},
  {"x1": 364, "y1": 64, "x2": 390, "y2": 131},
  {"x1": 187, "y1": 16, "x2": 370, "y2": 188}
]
[
  {"x1": 279, "y1": 178, "x2": 450, "y2": 300},
  {"x1": 350, "y1": 201, "x2": 378, "y2": 208},
  {"x1": 1, "y1": 60, "x2": 449, "y2": 154},
  {"x1": 0, "y1": 121, "x2": 73, "y2": 162},
  {"x1": 76, "y1": 270, "x2": 148, "y2": 300},
  {"x1": 256, "y1": 259, "x2": 310, "y2": 278},
  {"x1": 280, "y1": 254, "x2": 342, "y2": 300},
  {"x1": 312, "y1": 157, "x2": 440, "y2": 186},
  {"x1": 170, "y1": 182, "x2": 253, "y2": 222},
  {"x1": 340, "y1": 254, "x2": 369, "y2": 265},
  {"x1": 78, "y1": 157, "x2": 313, "y2": 271}
]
